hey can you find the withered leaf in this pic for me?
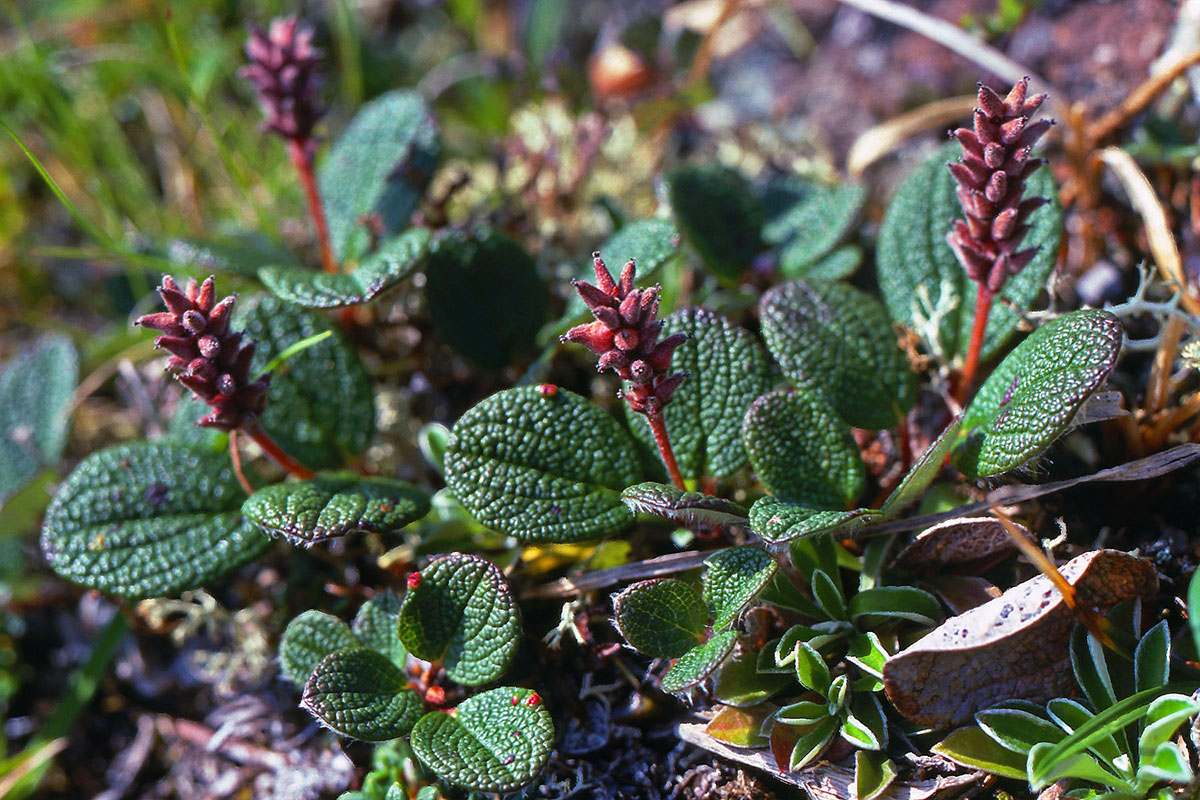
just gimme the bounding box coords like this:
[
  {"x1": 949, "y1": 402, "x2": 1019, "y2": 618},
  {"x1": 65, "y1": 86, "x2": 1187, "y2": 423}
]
[
  {"x1": 892, "y1": 516, "x2": 1032, "y2": 572},
  {"x1": 882, "y1": 549, "x2": 1157, "y2": 728}
]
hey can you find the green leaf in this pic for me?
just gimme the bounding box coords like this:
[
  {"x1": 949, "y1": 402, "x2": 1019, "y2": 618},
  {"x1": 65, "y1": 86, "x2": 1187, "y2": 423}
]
[
  {"x1": 242, "y1": 474, "x2": 430, "y2": 547},
  {"x1": 259, "y1": 228, "x2": 431, "y2": 308},
  {"x1": 612, "y1": 578, "x2": 707, "y2": 658},
  {"x1": 666, "y1": 164, "x2": 761, "y2": 283},
  {"x1": 880, "y1": 416, "x2": 961, "y2": 516},
  {"x1": 40, "y1": 442, "x2": 268, "y2": 599},
  {"x1": 785, "y1": 246, "x2": 862, "y2": 282},
  {"x1": 1029, "y1": 743, "x2": 1133, "y2": 794},
  {"x1": 354, "y1": 592, "x2": 407, "y2": 670},
  {"x1": 810, "y1": 569, "x2": 847, "y2": 622},
  {"x1": 1, "y1": 334, "x2": 77, "y2": 505},
  {"x1": 162, "y1": 231, "x2": 301, "y2": 277},
  {"x1": 1134, "y1": 620, "x2": 1170, "y2": 693},
  {"x1": 762, "y1": 177, "x2": 865, "y2": 273},
  {"x1": 1071, "y1": 627, "x2": 1118, "y2": 713},
  {"x1": 1028, "y1": 683, "x2": 1192, "y2": 790},
  {"x1": 742, "y1": 389, "x2": 866, "y2": 509},
  {"x1": 793, "y1": 640, "x2": 832, "y2": 694},
  {"x1": 846, "y1": 632, "x2": 890, "y2": 681},
  {"x1": 1139, "y1": 694, "x2": 1200, "y2": 764},
  {"x1": 702, "y1": 546, "x2": 777, "y2": 631},
  {"x1": 876, "y1": 143, "x2": 1062, "y2": 360},
  {"x1": 662, "y1": 629, "x2": 738, "y2": 692},
  {"x1": 1138, "y1": 741, "x2": 1192, "y2": 786},
  {"x1": 409, "y1": 686, "x2": 554, "y2": 793},
  {"x1": 318, "y1": 90, "x2": 439, "y2": 260},
  {"x1": 749, "y1": 497, "x2": 879, "y2": 544},
  {"x1": 238, "y1": 295, "x2": 375, "y2": 471},
  {"x1": 777, "y1": 699, "x2": 831, "y2": 726},
  {"x1": 444, "y1": 387, "x2": 642, "y2": 542},
  {"x1": 302, "y1": 648, "x2": 423, "y2": 741},
  {"x1": 843, "y1": 694, "x2": 887, "y2": 750},
  {"x1": 712, "y1": 648, "x2": 789, "y2": 707},
  {"x1": 628, "y1": 308, "x2": 773, "y2": 479},
  {"x1": 424, "y1": 230, "x2": 547, "y2": 369},
  {"x1": 976, "y1": 708, "x2": 1067, "y2": 752},
  {"x1": 1045, "y1": 698, "x2": 1126, "y2": 766},
  {"x1": 931, "y1": 727, "x2": 1028, "y2": 780},
  {"x1": 621, "y1": 482, "x2": 748, "y2": 527},
  {"x1": 761, "y1": 279, "x2": 915, "y2": 430},
  {"x1": 397, "y1": 553, "x2": 520, "y2": 686},
  {"x1": 849, "y1": 586, "x2": 941, "y2": 626},
  {"x1": 790, "y1": 716, "x2": 839, "y2": 770},
  {"x1": 855, "y1": 750, "x2": 897, "y2": 800},
  {"x1": 954, "y1": 310, "x2": 1123, "y2": 477},
  {"x1": 1189, "y1": 569, "x2": 1200, "y2": 659},
  {"x1": 280, "y1": 610, "x2": 361, "y2": 685}
]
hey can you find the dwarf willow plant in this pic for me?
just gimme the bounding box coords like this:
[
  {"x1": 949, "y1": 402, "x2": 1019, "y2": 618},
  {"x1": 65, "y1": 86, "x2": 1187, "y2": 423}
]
[{"x1": 26, "y1": 60, "x2": 1171, "y2": 798}]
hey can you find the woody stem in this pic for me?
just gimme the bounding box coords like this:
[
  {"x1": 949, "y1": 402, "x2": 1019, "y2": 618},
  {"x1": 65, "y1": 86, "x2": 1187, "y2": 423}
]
[
  {"x1": 956, "y1": 284, "x2": 994, "y2": 405},
  {"x1": 287, "y1": 137, "x2": 338, "y2": 274},
  {"x1": 647, "y1": 412, "x2": 686, "y2": 490},
  {"x1": 241, "y1": 419, "x2": 315, "y2": 479}
]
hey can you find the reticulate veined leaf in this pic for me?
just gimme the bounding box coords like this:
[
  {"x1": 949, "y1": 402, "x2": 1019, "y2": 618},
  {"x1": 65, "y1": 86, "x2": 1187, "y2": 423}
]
[
  {"x1": 409, "y1": 686, "x2": 554, "y2": 793},
  {"x1": 702, "y1": 546, "x2": 777, "y2": 631},
  {"x1": 40, "y1": 442, "x2": 268, "y2": 599},
  {"x1": 444, "y1": 387, "x2": 642, "y2": 542},
  {"x1": 259, "y1": 228, "x2": 431, "y2": 308},
  {"x1": 0, "y1": 333, "x2": 77, "y2": 505},
  {"x1": 612, "y1": 578, "x2": 707, "y2": 658},
  {"x1": 620, "y1": 482, "x2": 749, "y2": 527},
  {"x1": 953, "y1": 310, "x2": 1123, "y2": 477},
  {"x1": 666, "y1": 164, "x2": 761, "y2": 283},
  {"x1": 279, "y1": 610, "x2": 360, "y2": 685},
  {"x1": 242, "y1": 474, "x2": 430, "y2": 546},
  {"x1": 397, "y1": 553, "x2": 520, "y2": 686},
  {"x1": 424, "y1": 230, "x2": 548, "y2": 369},
  {"x1": 301, "y1": 647, "x2": 423, "y2": 741},
  {"x1": 742, "y1": 389, "x2": 866, "y2": 509},
  {"x1": 876, "y1": 143, "x2": 1063, "y2": 361},
  {"x1": 162, "y1": 231, "x2": 301, "y2": 277},
  {"x1": 353, "y1": 592, "x2": 407, "y2": 670},
  {"x1": 762, "y1": 176, "x2": 865, "y2": 273},
  {"x1": 238, "y1": 295, "x2": 374, "y2": 471},
  {"x1": 318, "y1": 89, "x2": 439, "y2": 260},
  {"x1": 662, "y1": 629, "x2": 738, "y2": 693},
  {"x1": 628, "y1": 307, "x2": 772, "y2": 479},
  {"x1": 761, "y1": 279, "x2": 915, "y2": 430},
  {"x1": 749, "y1": 497, "x2": 879, "y2": 544}
]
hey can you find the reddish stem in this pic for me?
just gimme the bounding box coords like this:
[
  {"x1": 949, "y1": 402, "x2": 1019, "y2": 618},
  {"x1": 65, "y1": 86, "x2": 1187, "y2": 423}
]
[
  {"x1": 287, "y1": 137, "x2": 338, "y2": 274},
  {"x1": 228, "y1": 430, "x2": 255, "y2": 494},
  {"x1": 956, "y1": 284, "x2": 994, "y2": 405},
  {"x1": 241, "y1": 420, "x2": 315, "y2": 479},
  {"x1": 647, "y1": 412, "x2": 686, "y2": 490}
]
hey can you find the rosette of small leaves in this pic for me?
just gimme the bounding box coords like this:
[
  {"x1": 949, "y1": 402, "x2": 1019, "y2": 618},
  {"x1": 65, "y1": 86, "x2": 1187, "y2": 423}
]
[
  {"x1": 935, "y1": 621, "x2": 1200, "y2": 797},
  {"x1": 752, "y1": 536, "x2": 938, "y2": 773},
  {"x1": 612, "y1": 546, "x2": 776, "y2": 692}
]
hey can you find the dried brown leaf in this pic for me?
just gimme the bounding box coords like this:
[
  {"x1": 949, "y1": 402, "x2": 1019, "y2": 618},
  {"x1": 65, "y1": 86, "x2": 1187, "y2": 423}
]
[
  {"x1": 882, "y1": 549, "x2": 1157, "y2": 728},
  {"x1": 892, "y1": 516, "x2": 1032, "y2": 571}
]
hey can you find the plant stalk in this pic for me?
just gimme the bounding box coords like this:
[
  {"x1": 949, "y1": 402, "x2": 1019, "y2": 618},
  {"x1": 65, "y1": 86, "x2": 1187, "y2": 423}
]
[
  {"x1": 286, "y1": 137, "x2": 338, "y2": 274},
  {"x1": 956, "y1": 285, "x2": 994, "y2": 404},
  {"x1": 242, "y1": 420, "x2": 315, "y2": 479},
  {"x1": 647, "y1": 412, "x2": 686, "y2": 490}
]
